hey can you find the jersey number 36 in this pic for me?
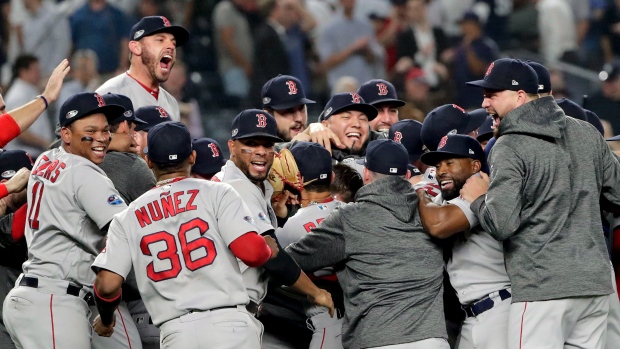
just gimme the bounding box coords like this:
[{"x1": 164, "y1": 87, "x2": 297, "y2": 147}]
[{"x1": 140, "y1": 218, "x2": 217, "y2": 282}]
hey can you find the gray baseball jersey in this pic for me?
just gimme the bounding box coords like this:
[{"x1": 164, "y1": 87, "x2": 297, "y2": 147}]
[
  {"x1": 213, "y1": 160, "x2": 277, "y2": 303},
  {"x1": 96, "y1": 73, "x2": 180, "y2": 121},
  {"x1": 92, "y1": 178, "x2": 255, "y2": 326},
  {"x1": 23, "y1": 147, "x2": 127, "y2": 286}
]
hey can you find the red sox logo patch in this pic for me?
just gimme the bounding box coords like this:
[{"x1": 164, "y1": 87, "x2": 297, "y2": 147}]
[
  {"x1": 394, "y1": 131, "x2": 403, "y2": 143},
  {"x1": 208, "y1": 143, "x2": 220, "y2": 157},
  {"x1": 452, "y1": 104, "x2": 465, "y2": 113},
  {"x1": 161, "y1": 16, "x2": 171, "y2": 27},
  {"x1": 350, "y1": 92, "x2": 361, "y2": 103},
  {"x1": 376, "y1": 83, "x2": 388, "y2": 96},
  {"x1": 286, "y1": 80, "x2": 298, "y2": 95},
  {"x1": 257, "y1": 114, "x2": 267, "y2": 128},
  {"x1": 95, "y1": 93, "x2": 105, "y2": 107},
  {"x1": 438, "y1": 135, "x2": 448, "y2": 149},
  {"x1": 156, "y1": 107, "x2": 169, "y2": 118},
  {"x1": 485, "y1": 62, "x2": 494, "y2": 77}
]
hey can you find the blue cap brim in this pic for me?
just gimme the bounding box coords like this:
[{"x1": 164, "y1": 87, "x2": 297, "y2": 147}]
[
  {"x1": 369, "y1": 98, "x2": 406, "y2": 108},
  {"x1": 606, "y1": 135, "x2": 620, "y2": 141},
  {"x1": 421, "y1": 150, "x2": 475, "y2": 167},
  {"x1": 232, "y1": 132, "x2": 283, "y2": 143},
  {"x1": 465, "y1": 79, "x2": 505, "y2": 90},
  {"x1": 270, "y1": 98, "x2": 316, "y2": 110}
]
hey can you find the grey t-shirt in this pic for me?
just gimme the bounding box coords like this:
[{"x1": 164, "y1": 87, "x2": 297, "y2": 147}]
[
  {"x1": 98, "y1": 151, "x2": 156, "y2": 204},
  {"x1": 212, "y1": 0, "x2": 254, "y2": 73}
]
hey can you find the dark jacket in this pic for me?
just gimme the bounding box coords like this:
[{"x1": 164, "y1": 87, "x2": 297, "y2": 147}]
[
  {"x1": 396, "y1": 25, "x2": 448, "y2": 62},
  {"x1": 286, "y1": 176, "x2": 446, "y2": 349},
  {"x1": 471, "y1": 96, "x2": 618, "y2": 302}
]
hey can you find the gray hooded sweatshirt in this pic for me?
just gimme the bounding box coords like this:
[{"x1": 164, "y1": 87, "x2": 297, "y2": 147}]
[
  {"x1": 286, "y1": 176, "x2": 446, "y2": 349},
  {"x1": 471, "y1": 96, "x2": 620, "y2": 302}
]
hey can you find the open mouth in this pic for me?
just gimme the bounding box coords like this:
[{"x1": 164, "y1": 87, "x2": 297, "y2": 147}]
[
  {"x1": 160, "y1": 55, "x2": 173, "y2": 72},
  {"x1": 377, "y1": 125, "x2": 390, "y2": 132},
  {"x1": 290, "y1": 125, "x2": 302, "y2": 134},
  {"x1": 92, "y1": 146, "x2": 106, "y2": 157},
  {"x1": 251, "y1": 161, "x2": 267, "y2": 172},
  {"x1": 440, "y1": 180, "x2": 454, "y2": 190},
  {"x1": 346, "y1": 132, "x2": 361, "y2": 142}
]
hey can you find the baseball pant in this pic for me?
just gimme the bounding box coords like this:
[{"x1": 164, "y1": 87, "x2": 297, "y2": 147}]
[
  {"x1": 3, "y1": 278, "x2": 92, "y2": 349},
  {"x1": 456, "y1": 293, "x2": 510, "y2": 349},
  {"x1": 90, "y1": 300, "x2": 142, "y2": 349},
  {"x1": 127, "y1": 298, "x2": 160, "y2": 348},
  {"x1": 158, "y1": 305, "x2": 261, "y2": 349},
  {"x1": 366, "y1": 338, "x2": 450, "y2": 348},
  {"x1": 307, "y1": 310, "x2": 344, "y2": 349},
  {"x1": 607, "y1": 262, "x2": 620, "y2": 349},
  {"x1": 508, "y1": 296, "x2": 609, "y2": 349}
]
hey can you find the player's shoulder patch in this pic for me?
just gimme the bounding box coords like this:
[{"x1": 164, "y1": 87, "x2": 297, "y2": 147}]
[
  {"x1": 317, "y1": 204, "x2": 329, "y2": 211},
  {"x1": 107, "y1": 194, "x2": 124, "y2": 206},
  {"x1": 244, "y1": 216, "x2": 257, "y2": 226},
  {"x1": 257, "y1": 212, "x2": 268, "y2": 221}
]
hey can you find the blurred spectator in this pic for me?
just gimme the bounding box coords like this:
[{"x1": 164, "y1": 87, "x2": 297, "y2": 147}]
[
  {"x1": 332, "y1": 75, "x2": 358, "y2": 95},
  {"x1": 472, "y1": 0, "x2": 513, "y2": 49},
  {"x1": 565, "y1": 0, "x2": 590, "y2": 46},
  {"x1": 162, "y1": 60, "x2": 204, "y2": 139},
  {"x1": 56, "y1": 49, "x2": 101, "y2": 122},
  {"x1": 537, "y1": 0, "x2": 578, "y2": 64},
  {"x1": 396, "y1": 0, "x2": 448, "y2": 88},
  {"x1": 399, "y1": 67, "x2": 432, "y2": 121},
  {"x1": 317, "y1": 0, "x2": 384, "y2": 90},
  {"x1": 588, "y1": 62, "x2": 620, "y2": 136},
  {"x1": 427, "y1": 0, "x2": 475, "y2": 44},
  {"x1": 213, "y1": 0, "x2": 256, "y2": 106},
  {"x1": 283, "y1": 0, "x2": 316, "y2": 96},
  {"x1": 3, "y1": 54, "x2": 51, "y2": 157},
  {"x1": 69, "y1": 0, "x2": 131, "y2": 75},
  {"x1": 447, "y1": 11, "x2": 499, "y2": 109},
  {"x1": 601, "y1": 0, "x2": 620, "y2": 64},
  {"x1": 507, "y1": 0, "x2": 538, "y2": 52},
  {"x1": 21, "y1": 0, "x2": 70, "y2": 78},
  {"x1": 306, "y1": 0, "x2": 336, "y2": 32},
  {"x1": 370, "y1": 0, "x2": 407, "y2": 75}
]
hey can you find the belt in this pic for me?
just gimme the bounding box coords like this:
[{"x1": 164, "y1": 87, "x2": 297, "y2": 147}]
[
  {"x1": 188, "y1": 305, "x2": 236, "y2": 314},
  {"x1": 246, "y1": 301, "x2": 262, "y2": 317},
  {"x1": 19, "y1": 276, "x2": 95, "y2": 305},
  {"x1": 463, "y1": 289, "x2": 511, "y2": 318}
]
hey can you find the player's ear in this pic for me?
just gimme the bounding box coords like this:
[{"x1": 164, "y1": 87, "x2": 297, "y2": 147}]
[
  {"x1": 128, "y1": 41, "x2": 142, "y2": 56},
  {"x1": 227, "y1": 140, "x2": 235, "y2": 158},
  {"x1": 145, "y1": 155, "x2": 154, "y2": 169},
  {"x1": 331, "y1": 171, "x2": 335, "y2": 183},
  {"x1": 60, "y1": 126, "x2": 72, "y2": 144},
  {"x1": 188, "y1": 150, "x2": 197, "y2": 166},
  {"x1": 472, "y1": 159, "x2": 482, "y2": 173}
]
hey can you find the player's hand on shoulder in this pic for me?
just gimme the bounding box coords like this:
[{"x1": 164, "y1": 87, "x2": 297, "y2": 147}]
[
  {"x1": 308, "y1": 289, "x2": 335, "y2": 318},
  {"x1": 5, "y1": 168, "x2": 30, "y2": 194},
  {"x1": 92, "y1": 314, "x2": 115, "y2": 337},
  {"x1": 264, "y1": 235, "x2": 279, "y2": 259},
  {"x1": 460, "y1": 172, "x2": 490, "y2": 203}
]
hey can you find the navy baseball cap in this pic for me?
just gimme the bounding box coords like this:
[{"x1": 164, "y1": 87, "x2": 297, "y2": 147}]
[
  {"x1": 476, "y1": 114, "x2": 494, "y2": 142},
  {"x1": 130, "y1": 16, "x2": 189, "y2": 46},
  {"x1": 59, "y1": 92, "x2": 125, "y2": 127},
  {"x1": 0, "y1": 150, "x2": 33, "y2": 180},
  {"x1": 356, "y1": 139, "x2": 409, "y2": 175},
  {"x1": 290, "y1": 142, "x2": 332, "y2": 184},
  {"x1": 319, "y1": 92, "x2": 378, "y2": 121},
  {"x1": 134, "y1": 106, "x2": 172, "y2": 132},
  {"x1": 144, "y1": 122, "x2": 192, "y2": 164},
  {"x1": 357, "y1": 79, "x2": 406, "y2": 108},
  {"x1": 556, "y1": 98, "x2": 587, "y2": 121},
  {"x1": 466, "y1": 58, "x2": 539, "y2": 94},
  {"x1": 421, "y1": 134, "x2": 485, "y2": 166},
  {"x1": 388, "y1": 119, "x2": 424, "y2": 163},
  {"x1": 261, "y1": 75, "x2": 315, "y2": 110},
  {"x1": 421, "y1": 104, "x2": 487, "y2": 151},
  {"x1": 231, "y1": 109, "x2": 283, "y2": 142},
  {"x1": 102, "y1": 93, "x2": 146, "y2": 125},
  {"x1": 526, "y1": 61, "x2": 551, "y2": 93},
  {"x1": 585, "y1": 109, "x2": 605, "y2": 136},
  {"x1": 191, "y1": 138, "x2": 226, "y2": 175}
]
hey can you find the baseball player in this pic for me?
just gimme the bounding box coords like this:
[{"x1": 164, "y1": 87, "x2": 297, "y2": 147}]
[
  {"x1": 96, "y1": 16, "x2": 190, "y2": 121},
  {"x1": 261, "y1": 75, "x2": 315, "y2": 142},
  {"x1": 0, "y1": 60, "x2": 70, "y2": 148},
  {"x1": 213, "y1": 109, "x2": 335, "y2": 338},
  {"x1": 462, "y1": 58, "x2": 619, "y2": 349},
  {"x1": 415, "y1": 134, "x2": 511, "y2": 349},
  {"x1": 357, "y1": 79, "x2": 406, "y2": 133},
  {"x1": 133, "y1": 105, "x2": 172, "y2": 160},
  {"x1": 330, "y1": 163, "x2": 363, "y2": 203},
  {"x1": 90, "y1": 122, "x2": 281, "y2": 349},
  {"x1": 190, "y1": 138, "x2": 226, "y2": 181},
  {"x1": 2, "y1": 92, "x2": 128, "y2": 349},
  {"x1": 276, "y1": 142, "x2": 344, "y2": 349}
]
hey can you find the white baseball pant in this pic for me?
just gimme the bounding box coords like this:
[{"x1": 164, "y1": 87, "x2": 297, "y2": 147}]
[
  {"x1": 307, "y1": 310, "x2": 344, "y2": 349},
  {"x1": 456, "y1": 293, "x2": 510, "y2": 349},
  {"x1": 90, "y1": 300, "x2": 142, "y2": 349},
  {"x1": 367, "y1": 338, "x2": 450, "y2": 348}
]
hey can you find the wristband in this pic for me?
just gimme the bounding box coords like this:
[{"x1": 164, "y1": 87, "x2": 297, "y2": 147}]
[
  {"x1": 0, "y1": 184, "x2": 8, "y2": 200},
  {"x1": 36, "y1": 95, "x2": 48, "y2": 110}
]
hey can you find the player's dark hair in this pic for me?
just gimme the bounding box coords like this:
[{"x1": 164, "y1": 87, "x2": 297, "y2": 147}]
[
  {"x1": 10, "y1": 54, "x2": 38, "y2": 86},
  {"x1": 331, "y1": 164, "x2": 363, "y2": 203},
  {"x1": 152, "y1": 158, "x2": 189, "y2": 174},
  {"x1": 304, "y1": 180, "x2": 331, "y2": 193},
  {"x1": 109, "y1": 122, "x2": 121, "y2": 134}
]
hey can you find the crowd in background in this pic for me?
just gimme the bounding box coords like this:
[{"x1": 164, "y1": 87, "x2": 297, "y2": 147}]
[{"x1": 3, "y1": 0, "x2": 620, "y2": 156}]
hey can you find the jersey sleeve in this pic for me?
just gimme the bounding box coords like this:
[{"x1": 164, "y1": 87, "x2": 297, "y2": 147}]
[
  {"x1": 226, "y1": 179, "x2": 275, "y2": 234},
  {"x1": 91, "y1": 216, "x2": 132, "y2": 279},
  {"x1": 215, "y1": 183, "x2": 262, "y2": 246},
  {"x1": 448, "y1": 197, "x2": 479, "y2": 228},
  {"x1": 74, "y1": 163, "x2": 127, "y2": 229},
  {"x1": 276, "y1": 209, "x2": 315, "y2": 248}
]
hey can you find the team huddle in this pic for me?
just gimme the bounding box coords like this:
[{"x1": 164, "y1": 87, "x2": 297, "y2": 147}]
[{"x1": 0, "y1": 13, "x2": 619, "y2": 349}]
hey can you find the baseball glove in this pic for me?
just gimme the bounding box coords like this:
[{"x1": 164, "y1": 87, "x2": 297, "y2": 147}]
[{"x1": 268, "y1": 149, "x2": 304, "y2": 200}]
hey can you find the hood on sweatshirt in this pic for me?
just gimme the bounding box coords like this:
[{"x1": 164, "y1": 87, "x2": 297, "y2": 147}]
[
  {"x1": 354, "y1": 175, "x2": 417, "y2": 223},
  {"x1": 498, "y1": 96, "x2": 566, "y2": 140}
]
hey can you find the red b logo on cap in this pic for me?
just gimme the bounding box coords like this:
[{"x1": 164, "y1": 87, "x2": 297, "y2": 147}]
[
  {"x1": 452, "y1": 104, "x2": 465, "y2": 113},
  {"x1": 208, "y1": 143, "x2": 220, "y2": 157},
  {"x1": 95, "y1": 93, "x2": 105, "y2": 107},
  {"x1": 161, "y1": 16, "x2": 171, "y2": 27},
  {"x1": 485, "y1": 62, "x2": 494, "y2": 77},
  {"x1": 438, "y1": 135, "x2": 448, "y2": 149},
  {"x1": 156, "y1": 106, "x2": 169, "y2": 118},
  {"x1": 286, "y1": 80, "x2": 298, "y2": 95},
  {"x1": 350, "y1": 93, "x2": 361, "y2": 103},
  {"x1": 257, "y1": 114, "x2": 267, "y2": 128},
  {"x1": 377, "y1": 83, "x2": 388, "y2": 96},
  {"x1": 394, "y1": 131, "x2": 403, "y2": 143}
]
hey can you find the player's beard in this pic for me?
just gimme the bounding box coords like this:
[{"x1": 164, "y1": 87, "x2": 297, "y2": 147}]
[
  {"x1": 142, "y1": 49, "x2": 171, "y2": 84},
  {"x1": 440, "y1": 174, "x2": 468, "y2": 201},
  {"x1": 237, "y1": 158, "x2": 271, "y2": 184}
]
